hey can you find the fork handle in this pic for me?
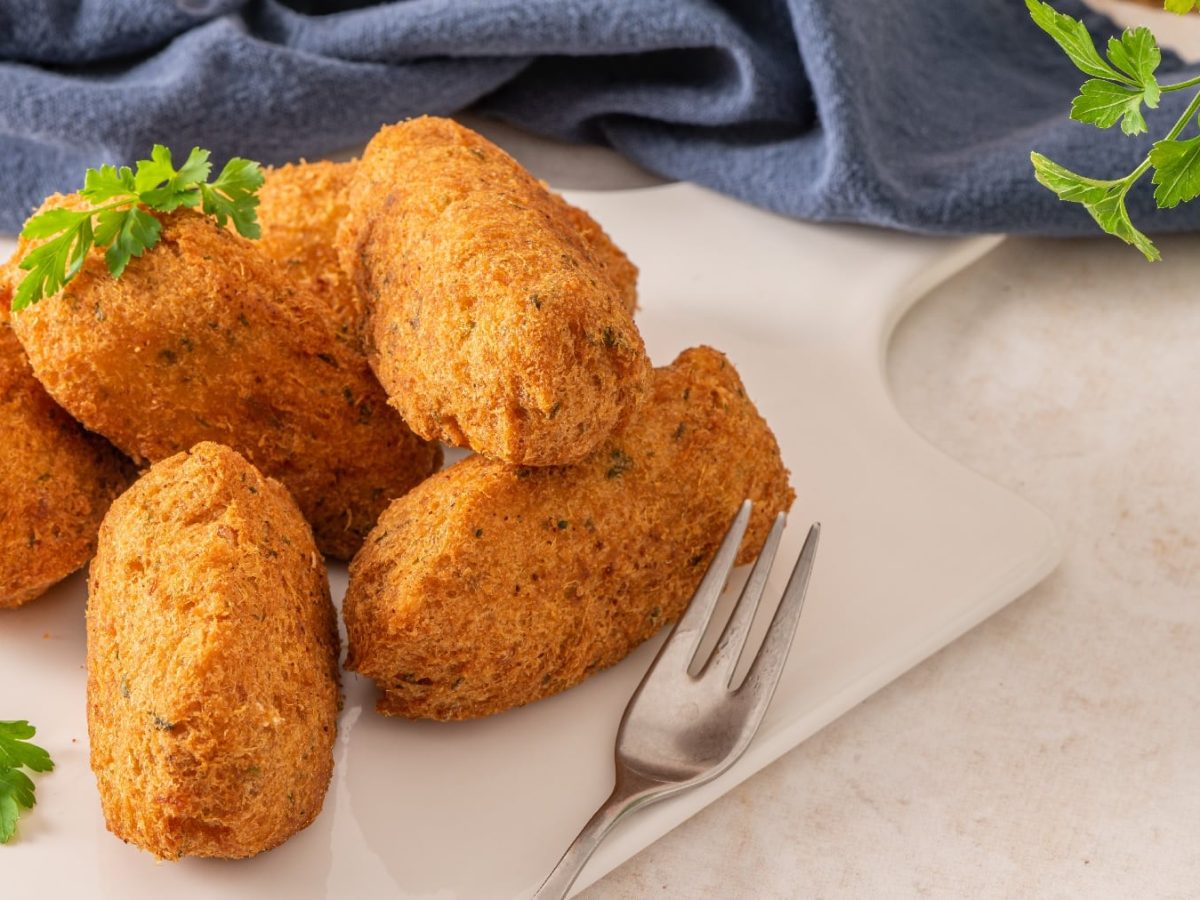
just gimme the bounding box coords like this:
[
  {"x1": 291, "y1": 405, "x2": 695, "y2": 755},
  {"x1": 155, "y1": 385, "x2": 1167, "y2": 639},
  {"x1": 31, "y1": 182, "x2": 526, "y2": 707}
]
[{"x1": 532, "y1": 772, "x2": 662, "y2": 900}]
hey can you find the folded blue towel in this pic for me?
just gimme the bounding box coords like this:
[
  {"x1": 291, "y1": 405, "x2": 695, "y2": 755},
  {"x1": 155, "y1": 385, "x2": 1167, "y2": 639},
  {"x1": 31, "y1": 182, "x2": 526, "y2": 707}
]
[{"x1": 1, "y1": 0, "x2": 1196, "y2": 237}]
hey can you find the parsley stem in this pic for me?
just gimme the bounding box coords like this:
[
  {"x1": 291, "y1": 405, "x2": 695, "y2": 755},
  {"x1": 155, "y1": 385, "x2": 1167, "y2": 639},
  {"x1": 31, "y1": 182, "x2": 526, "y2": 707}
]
[
  {"x1": 1121, "y1": 87, "x2": 1200, "y2": 192},
  {"x1": 1162, "y1": 87, "x2": 1200, "y2": 141},
  {"x1": 1127, "y1": 158, "x2": 1153, "y2": 185},
  {"x1": 1160, "y1": 74, "x2": 1200, "y2": 93},
  {"x1": 81, "y1": 196, "x2": 139, "y2": 216}
]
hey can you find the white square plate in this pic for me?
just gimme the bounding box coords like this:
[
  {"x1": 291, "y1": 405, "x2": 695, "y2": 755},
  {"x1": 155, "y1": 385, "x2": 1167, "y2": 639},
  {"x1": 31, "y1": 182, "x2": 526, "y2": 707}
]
[{"x1": 0, "y1": 180, "x2": 1058, "y2": 899}]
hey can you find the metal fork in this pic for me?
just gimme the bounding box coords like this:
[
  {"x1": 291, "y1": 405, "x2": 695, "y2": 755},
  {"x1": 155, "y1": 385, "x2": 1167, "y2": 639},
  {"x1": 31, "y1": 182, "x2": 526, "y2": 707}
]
[{"x1": 533, "y1": 500, "x2": 820, "y2": 899}]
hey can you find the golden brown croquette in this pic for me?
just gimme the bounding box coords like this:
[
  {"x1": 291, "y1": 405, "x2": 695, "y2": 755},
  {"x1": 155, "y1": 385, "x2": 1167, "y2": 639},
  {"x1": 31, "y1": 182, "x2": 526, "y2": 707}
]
[
  {"x1": 558, "y1": 200, "x2": 639, "y2": 315},
  {"x1": 0, "y1": 273, "x2": 135, "y2": 608},
  {"x1": 344, "y1": 347, "x2": 794, "y2": 720},
  {"x1": 9, "y1": 201, "x2": 442, "y2": 560},
  {"x1": 257, "y1": 160, "x2": 360, "y2": 334},
  {"x1": 87, "y1": 442, "x2": 339, "y2": 859},
  {"x1": 337, "y1": 116, "x2": 650, "y2": 466}
]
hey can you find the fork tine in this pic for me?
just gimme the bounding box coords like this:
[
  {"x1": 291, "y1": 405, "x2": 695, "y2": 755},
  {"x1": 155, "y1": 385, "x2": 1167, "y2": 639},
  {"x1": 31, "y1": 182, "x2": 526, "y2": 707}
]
[
  {"x1": 739, "y1": 522, "x2": 820, "y2": 699},
  {"x1": 699, "y1": 511, "x2": 787, "y2": 687},
  {"x1": 681, "y1": 500, "x2": 752, "y2": 671}
]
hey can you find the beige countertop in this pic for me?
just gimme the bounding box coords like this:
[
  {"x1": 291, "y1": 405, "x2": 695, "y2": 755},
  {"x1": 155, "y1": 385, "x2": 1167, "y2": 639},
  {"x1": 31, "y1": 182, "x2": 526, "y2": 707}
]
[{"x1": 584, "y1": 234, "x2": 1200, "y2": 898}]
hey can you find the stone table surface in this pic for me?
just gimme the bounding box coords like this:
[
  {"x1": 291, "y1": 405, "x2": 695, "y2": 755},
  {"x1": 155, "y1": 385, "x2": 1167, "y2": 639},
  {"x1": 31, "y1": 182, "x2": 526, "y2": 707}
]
[{"x1": 583, "y1": 234, "x2": 1200, "y2": 899}]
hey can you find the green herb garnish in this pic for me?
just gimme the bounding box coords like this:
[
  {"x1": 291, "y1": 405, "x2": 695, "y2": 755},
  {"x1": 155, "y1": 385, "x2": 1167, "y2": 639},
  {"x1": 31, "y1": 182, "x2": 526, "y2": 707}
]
[
  {"x1": 0, "y1": 720, "x2": 54, "y2": 844},
  {"x1": 12, "y1": 145, "x2": 264, "y2": 310},
  {"x1": 1028, "y1": 0, "x2": 1200, "y2": 260}
]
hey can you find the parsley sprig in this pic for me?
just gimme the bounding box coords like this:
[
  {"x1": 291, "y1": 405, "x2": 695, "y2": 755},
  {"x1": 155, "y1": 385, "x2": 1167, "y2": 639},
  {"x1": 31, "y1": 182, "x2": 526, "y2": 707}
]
[
  {"x1": 12, "y1": 145, "x2": 263, "y2": 311},
  {"x1": 0, "y1": 721, "x2": 54, "y2": 844},
  {"x1": 1028, "y1": 0, "x2": 1200, "y2": 261}
]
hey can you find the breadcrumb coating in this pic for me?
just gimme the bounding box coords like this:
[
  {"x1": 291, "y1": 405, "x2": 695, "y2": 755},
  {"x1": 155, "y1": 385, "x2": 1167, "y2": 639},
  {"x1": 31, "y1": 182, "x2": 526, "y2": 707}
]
[
  {"x1": 87, "y1": 443, "x2": 339, "y2": 859},
  {"x1": 338, "y1": 116, "x2": 649, "y2": 466},
  {"x1": 344, "y1": 347, "x2": 794, "y2": 720},
  {"x1": 0, "y1": 271, "x2": 134, "y2": 608},
  {"x1": 9, "y1": 200, "x2": 442, "y2": 559},
  {"x1": 257, "y1": 160, "x2": 360, "y2": 334}
]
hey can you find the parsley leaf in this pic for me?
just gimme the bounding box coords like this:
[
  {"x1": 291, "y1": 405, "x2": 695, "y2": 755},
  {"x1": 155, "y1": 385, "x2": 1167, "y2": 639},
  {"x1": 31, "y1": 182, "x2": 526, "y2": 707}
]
[
  {"x1": 0, "y1": 722, "x2": 52, "y2": 772},
  {"x1": 98, "y1": 207, "x2": 162, "y2": 278},
  {"x1": 132, "y1": 144, "x2": 178, "y2": 195},
  {"x1": 136, "y1": 145, "x2": 207, "y2": 213},
  {"x1": 1106, "y1": 27, "x2": 1161, "y2": 100},
  {"x1": 199, "y1": 157, "x2": 264, "y2": 239},
  {"x1": 19, "y1": 207, "x2": 89, "y2": 240},
  {"x1": 81, "y1": 164, "x2": 136, "y2": 204},
  {"x1": 1026, "y1": 0, "x2": 1130, "y2": 83},
  {"x1": 1031, "y1": 152, "x2": 1160, "y2": 261},
  {"x1": 12, "y1": 216, "x2": 94, "y2": 311},
  {"x1": 0, "y1": 720, "x2": 53, "y2": 844},
  {"x1": 176, "y1": 146, "x2": 214, "y2": 186},
  {"x1": 1071, "y1": 79, "x2": 1154, "y2": 135},
  {"x1": 1054, "y1": 24, "x2": 1162, "y2": 136},
  {"x1": 0, "y1": 769, "x2": 36, "y2": 844},
  {"x1": 1149, "y1": 135, "x2": 1200, "y2": 207},
  {"x1": 11, "y1": 144, "x2": 263, "y2": 310},
  {"x1": 1164, "y1": 0, "x2": 1197, "y2": 13}
]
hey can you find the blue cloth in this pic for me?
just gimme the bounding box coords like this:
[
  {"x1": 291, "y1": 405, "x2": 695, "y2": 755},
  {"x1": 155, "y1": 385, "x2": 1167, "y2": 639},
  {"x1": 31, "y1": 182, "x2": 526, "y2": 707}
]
[{"x1": 0, "y1": 0, "x2": 1195, "y2": 236}]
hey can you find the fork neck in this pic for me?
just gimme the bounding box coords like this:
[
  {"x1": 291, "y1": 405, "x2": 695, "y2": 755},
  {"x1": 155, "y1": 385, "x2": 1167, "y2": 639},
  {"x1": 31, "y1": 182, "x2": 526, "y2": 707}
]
[{"x1": 532, "y1": 769, "x2": 667, "y2": 900}]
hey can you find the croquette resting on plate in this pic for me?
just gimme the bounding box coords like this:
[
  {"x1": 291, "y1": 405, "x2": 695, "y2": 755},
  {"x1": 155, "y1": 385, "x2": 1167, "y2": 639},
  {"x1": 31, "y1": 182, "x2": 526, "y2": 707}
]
[
  {"x1": 344, "y1": 346, "x2": 794, "y2": 720},
  {"x1": 0, "y1": 273, "x2": 135, "y2": 608},
  {"x1": 87, "y1": 442, "x2": 340, "y2": 860},
  {"x1": 8, "y1": 200, "x2": 442, "y2": 560}
]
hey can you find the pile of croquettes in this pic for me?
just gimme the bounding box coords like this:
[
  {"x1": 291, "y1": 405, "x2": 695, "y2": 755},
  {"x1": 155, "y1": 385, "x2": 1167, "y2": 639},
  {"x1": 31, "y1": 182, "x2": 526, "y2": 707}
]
[{"x1": 1, "y1": 117, "x2": 793, "y2": 859}]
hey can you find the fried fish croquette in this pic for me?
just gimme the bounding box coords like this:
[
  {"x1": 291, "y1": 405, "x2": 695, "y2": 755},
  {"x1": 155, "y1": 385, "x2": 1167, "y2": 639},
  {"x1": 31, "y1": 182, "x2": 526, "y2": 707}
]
[
  {"x1": 257, "y1": 160, "x2": 359, "y2": 333},
  {"x1": 87, "y1": 442, "x2": 339, "y2": 859},
  {"x1": 338, "y1": 116, "x2": 650, "y2": 466},
  {"x1": 344, "y1": 347, "x2": 794, "y2": 720},
  {"x1": 9, "y1": 201, "x2": 442, "y2": 559},
  {"x1": 0, "y1": 277, "x2": 134, "y2": 608}
]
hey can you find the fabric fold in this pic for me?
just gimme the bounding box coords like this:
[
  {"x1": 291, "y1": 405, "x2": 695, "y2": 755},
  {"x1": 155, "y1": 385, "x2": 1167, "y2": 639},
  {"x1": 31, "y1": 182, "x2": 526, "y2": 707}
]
[{"x1": 1, "y1": 0, "x2": 1196, "y2": 238}]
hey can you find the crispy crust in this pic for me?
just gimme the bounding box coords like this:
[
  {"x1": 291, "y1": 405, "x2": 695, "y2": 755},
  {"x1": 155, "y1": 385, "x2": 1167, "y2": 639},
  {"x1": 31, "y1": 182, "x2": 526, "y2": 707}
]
[
  {"x1": 257, "y1": 160, "x2": 360, "y2": 334},
  {"x1": 9, "y1": 201, "x2": 442, "y2": 559},
  {"x1": 338, "y1": 116, "x2": 649, "y2": 466},
  {"x1": 557, "y1": 198, "x2": 639, "y2": 317},
  {"x1": 86, "y1": 442, "x2": 340, "y2": 859},
  {"x1": 344, "y1": 347, "x2": 795, "y2": 720},
  {"x1": 0, "y1": 271, "x2": 135, "y2": 608}
]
